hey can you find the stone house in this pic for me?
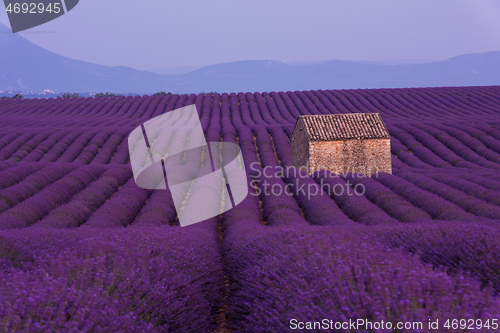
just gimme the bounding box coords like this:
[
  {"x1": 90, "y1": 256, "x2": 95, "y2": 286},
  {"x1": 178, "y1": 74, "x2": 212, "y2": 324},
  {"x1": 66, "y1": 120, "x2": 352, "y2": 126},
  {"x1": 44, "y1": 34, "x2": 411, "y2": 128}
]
[{"x1": 290, "y1": 113, "x2": 392, "y2": 176}]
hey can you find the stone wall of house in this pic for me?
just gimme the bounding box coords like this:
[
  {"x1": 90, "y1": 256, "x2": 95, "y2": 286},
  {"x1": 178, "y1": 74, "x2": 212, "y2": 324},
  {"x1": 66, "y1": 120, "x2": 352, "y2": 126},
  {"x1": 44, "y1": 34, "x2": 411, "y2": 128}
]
[
  {"x1": 291, "y1": 120, "x2": 310, "y2": 173},
  {"x1": 308, "y1": 138, "x2": 392, "y2": 176}
]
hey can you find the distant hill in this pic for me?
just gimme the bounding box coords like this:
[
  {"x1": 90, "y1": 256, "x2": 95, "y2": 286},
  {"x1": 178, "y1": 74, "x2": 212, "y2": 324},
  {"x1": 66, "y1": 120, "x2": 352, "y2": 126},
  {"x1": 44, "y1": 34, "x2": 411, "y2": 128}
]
[
  {"x1": 146, "y1": 66, "x2": 204, "y2": 75},
  {"x1": 1, "y1": 22, "x2": 500, "y2": 94},
  {"x1": 0, "y1": 23, "x2": 167, "y2": 93}
]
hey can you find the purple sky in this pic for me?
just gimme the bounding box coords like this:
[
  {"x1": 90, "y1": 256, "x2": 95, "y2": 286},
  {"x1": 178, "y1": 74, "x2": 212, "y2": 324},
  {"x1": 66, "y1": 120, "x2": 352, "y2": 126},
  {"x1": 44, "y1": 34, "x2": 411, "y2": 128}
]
[{"x1": 1, "y1": 0, "x2": 500, "y2": 70}]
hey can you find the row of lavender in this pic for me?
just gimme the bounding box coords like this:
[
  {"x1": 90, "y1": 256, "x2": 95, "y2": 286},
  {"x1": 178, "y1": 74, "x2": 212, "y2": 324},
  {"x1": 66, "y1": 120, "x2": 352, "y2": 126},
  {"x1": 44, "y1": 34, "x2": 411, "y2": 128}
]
[
  {"x1": 0, "y1": 222, "x2": 224, "y2": 332},
  {"x1": 2, "y1": 211, "x2": 500, "y2": 331},
  {"x1": 0, "y1": 128, "x2": 131, "y2": 165},
  {"x1": 1, "y1": 86, "x2": 500, "y2": 330},
  {"x1": 0, "y1": 91, "x2": 500, "y2": 171},
  {"x1": 220, "y1": 182, "x2": 500, "y2": 331},
  {"x1": 1, "y1": 122, "x2": 500, "y2": 230},
  {"x1": 1, "y1": 140, "x2": 500, "y2": 330},
  {"x1": 3, "y1": 205, "x2": 500, "y2": 331},
  {"x1": 0, "y1": 117, "x2": 499, "y2": 173},
  {"x1": 1, "y1": 86, "x2": 500, "y2": 126}
]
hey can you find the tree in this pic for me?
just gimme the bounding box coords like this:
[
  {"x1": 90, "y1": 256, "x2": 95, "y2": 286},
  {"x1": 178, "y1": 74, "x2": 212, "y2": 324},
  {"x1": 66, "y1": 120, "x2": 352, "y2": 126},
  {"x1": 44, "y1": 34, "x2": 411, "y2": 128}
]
[
  {"x1": 60, "y1": 92, "x2": 80, "y2": 98},
  {"x1": 94, "y1": 92, "x2": 117, "y2": 97},
  {"x1": 12, "y1": 93, "x2": 24, "y2": 99},
  {"x1": 154, "y1": 91, "x2": 173, "y2": 96}
]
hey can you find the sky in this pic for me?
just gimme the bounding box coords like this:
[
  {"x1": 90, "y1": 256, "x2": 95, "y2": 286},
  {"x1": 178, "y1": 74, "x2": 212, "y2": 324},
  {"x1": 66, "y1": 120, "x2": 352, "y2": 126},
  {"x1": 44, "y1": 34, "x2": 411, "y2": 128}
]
[{"x1": 1, "y1": 0, "x2": 500, "y2": 71}]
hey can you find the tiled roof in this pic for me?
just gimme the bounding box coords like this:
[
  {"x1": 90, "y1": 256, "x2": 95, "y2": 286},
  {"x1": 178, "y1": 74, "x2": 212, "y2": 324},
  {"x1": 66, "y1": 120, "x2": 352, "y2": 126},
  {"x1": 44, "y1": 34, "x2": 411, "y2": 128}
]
[{"x1": 297, "y1": 113, "x2": 390, "y2": 141}]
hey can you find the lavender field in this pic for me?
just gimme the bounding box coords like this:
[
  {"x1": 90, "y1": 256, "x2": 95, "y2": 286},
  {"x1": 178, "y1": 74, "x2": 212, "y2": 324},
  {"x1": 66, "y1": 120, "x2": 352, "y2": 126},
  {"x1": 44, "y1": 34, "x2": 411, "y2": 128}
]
[{"x1": 1, "y1": 86, "x2": 500, "y2": 332}]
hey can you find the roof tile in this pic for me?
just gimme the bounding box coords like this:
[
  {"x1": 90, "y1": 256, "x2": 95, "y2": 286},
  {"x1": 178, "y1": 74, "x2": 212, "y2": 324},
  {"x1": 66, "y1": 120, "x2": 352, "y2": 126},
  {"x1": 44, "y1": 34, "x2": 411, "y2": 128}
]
[{"x1": 297, "y1": 113, "x2": 390, "y2": 141}]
